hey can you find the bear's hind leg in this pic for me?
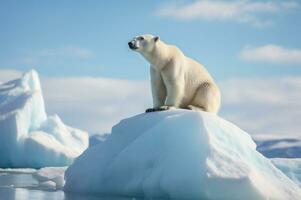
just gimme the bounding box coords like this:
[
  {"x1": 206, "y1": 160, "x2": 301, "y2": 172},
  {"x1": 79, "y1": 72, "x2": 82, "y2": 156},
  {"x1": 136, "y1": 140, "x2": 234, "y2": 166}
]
[
  {"x1": 187, "y1": 105, "x2": 206, "y2": 112},
  {"x1": 190, "y1": 82, "x2": 220, "y2": 113}
]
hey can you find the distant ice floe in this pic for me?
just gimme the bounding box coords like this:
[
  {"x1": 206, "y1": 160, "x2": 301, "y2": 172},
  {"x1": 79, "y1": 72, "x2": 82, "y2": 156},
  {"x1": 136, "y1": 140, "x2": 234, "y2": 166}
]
[
  {"x1": 0, "y1": 167, "x2": 66, "y2": 191},
  {"x1": 255, "y1": 135, "x2": 301, "y2": 158},
  {"x1": 33, "y1": 167, "x2": 67, "y2": 190},
  {"x1": 0, "y1": 70, "x2": 88, "y2": 168}
]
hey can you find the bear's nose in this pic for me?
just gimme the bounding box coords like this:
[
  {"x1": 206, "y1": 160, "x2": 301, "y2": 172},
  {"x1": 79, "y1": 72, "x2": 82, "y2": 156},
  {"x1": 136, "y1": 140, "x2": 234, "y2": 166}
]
[{"x1": 128, "y1": 42, "x2": 134, "y2": 48}]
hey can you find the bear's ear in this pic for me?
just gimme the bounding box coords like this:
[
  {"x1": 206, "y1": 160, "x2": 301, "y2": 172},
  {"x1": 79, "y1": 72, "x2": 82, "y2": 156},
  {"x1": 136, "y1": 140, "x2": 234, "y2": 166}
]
[{"x1": 154, "y1": 36, "x2": 160, "y2": 42}]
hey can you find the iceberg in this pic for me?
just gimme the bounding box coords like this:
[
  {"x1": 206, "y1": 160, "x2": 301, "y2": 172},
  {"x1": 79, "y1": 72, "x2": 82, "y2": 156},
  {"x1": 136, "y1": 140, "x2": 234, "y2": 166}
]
[
  {"x1": 0, "y1": 70, "x2": 88, "y2": 168},
  {"x1": 89, "y1": 133, "x2": 108, "y2": 147},
  {"x1": 64, "y1": 110, "x2": 301, "y2": 200}
]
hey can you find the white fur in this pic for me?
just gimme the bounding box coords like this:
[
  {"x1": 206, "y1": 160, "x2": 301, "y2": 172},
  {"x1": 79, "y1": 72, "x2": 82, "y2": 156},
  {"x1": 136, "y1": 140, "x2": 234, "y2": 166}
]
[{"x1": 129, "y1": 34, "x2": 221, "y2": 113}]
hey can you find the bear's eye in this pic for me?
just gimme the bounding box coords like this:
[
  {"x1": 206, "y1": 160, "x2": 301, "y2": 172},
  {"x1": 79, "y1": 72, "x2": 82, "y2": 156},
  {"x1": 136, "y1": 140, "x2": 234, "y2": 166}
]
[{"x1": 138, "y1": 36, "x2": 144, "y2": 40}]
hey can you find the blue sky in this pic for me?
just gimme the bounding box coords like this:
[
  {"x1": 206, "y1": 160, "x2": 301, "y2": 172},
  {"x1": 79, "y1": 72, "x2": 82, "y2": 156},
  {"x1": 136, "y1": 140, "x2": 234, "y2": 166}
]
[
  {"x1": 1, "y1": 0, "x2": 301, "y2": 81},
  {"x1": 1, "y1": 0, "x2": 301, "y2": 137}
]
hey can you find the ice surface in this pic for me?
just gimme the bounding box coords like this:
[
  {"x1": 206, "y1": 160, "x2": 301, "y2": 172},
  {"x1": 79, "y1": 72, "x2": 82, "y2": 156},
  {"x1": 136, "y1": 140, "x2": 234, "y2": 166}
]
[
  {"x1": 89, "y1": 134, "x2": 108, "y2": 147},
  {"x1": 0, "y1": 70, "x2": 89, "y2": 168},
  {"x1": 272, "y1": 158, "x2": 301, "y2": 187},
  {"x1": 64, "y1": 110, "x2": 301, "y2": 200}
]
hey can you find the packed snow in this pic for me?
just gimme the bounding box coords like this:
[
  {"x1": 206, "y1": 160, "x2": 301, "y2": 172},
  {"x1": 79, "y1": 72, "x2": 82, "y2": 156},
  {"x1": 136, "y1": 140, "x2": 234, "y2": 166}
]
[
  {"x1": 64, "y1": 110, "x2": 301, "y2": 200},
  {"x1": 0, "y1": 70, "x2": 89, "y2": 168}
]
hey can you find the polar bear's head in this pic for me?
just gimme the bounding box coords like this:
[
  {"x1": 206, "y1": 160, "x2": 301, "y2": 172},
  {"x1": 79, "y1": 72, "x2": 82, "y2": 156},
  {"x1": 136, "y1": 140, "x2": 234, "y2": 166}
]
[{"x1": 128, "y1": 34, "x2": 160, "y2": 53}]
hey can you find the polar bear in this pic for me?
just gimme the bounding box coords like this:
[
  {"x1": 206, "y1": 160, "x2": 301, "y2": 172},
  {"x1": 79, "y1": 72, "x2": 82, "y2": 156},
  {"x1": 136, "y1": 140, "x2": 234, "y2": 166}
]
[{"x1": 128, "y1": 34, "x2": 221, "y2": 113}]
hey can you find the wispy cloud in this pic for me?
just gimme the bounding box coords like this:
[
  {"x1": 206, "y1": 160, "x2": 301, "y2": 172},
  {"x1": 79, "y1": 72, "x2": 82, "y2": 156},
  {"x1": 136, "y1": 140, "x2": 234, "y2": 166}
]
[
  {"x1": 39, "y1": 46, "x2": 95, "y2": 59},
  {"x1": 155, "y1": 0, "x2": 299, "y2": 27},
  {"x1": 18, "y1": 46, "x2": 95, "y2": 66},
  {"x1": 240, "y1": 44, "x2": 301, "y2": 64},
  {"x1": 1, "y1": 69, "x2": 301, "y2": 139}
]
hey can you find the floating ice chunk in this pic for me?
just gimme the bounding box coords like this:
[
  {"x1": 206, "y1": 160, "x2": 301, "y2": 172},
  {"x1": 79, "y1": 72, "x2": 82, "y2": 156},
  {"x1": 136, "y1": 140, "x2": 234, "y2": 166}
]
[
  {"x1": 0, "y1": 168, "x2": 37, "y2": 174},
  {"x1": 0, "y1": 70, "x2": 88, "y2": 168},
  {"x1": 33, "y1": 167, "x2": 67, "y2": 190},
  {"x1": 0, "y1": 167, "x2": 66, "y2": 191},
  {"x1": 38, "y1": 180, "x2": 57, "y2": 190},
  {"x1": 65, "y1": 110, "x2": 301, "y2": 200}
]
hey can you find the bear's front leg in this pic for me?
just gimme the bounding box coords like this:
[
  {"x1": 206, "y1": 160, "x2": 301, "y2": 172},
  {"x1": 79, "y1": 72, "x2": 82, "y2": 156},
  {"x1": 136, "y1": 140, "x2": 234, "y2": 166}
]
[
  {"x1": 146, "y1": 67, "x2": 167, "y2": 113},
  {"x1": 160, "y1": 80, "x2": 183, "y2": 111},
  {"x1": 157, "y1": 62, "x2": 184, "y2": 111}
]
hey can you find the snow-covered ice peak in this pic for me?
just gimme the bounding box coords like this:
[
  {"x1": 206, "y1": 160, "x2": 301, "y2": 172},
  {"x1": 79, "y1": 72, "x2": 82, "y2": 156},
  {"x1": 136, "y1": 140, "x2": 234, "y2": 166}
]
[
  {"x1": 0, "y1": 70, "x2": 89, "y2": 168},
  {"x1": 21, "y1": 69, "x2": 42, "y2": 92}
]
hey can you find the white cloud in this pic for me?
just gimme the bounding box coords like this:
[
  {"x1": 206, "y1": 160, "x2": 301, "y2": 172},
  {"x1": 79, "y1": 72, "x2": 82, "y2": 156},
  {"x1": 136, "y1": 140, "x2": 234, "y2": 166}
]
[
  {"x1": 41, "y1": 77, "x2": 151, "y2": 134},
  {"x1": 240, "y1": 44, "x2": 301, "y2": 64},
  {"x1": 156, "y1": 0, "x2": 299, "y2": 27},
  {"x1": 0, "y1": 69, "x2": 150, "y2": 134},
  {"x1": 0, "y1": 69, "x2": 22, "y2": 84},
  {"x1": 1, "y1": 69, "x2": 301, "y2": 139},
  {"x1": 220, "y1": 77, "x2": 301, "y2": 138}
]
